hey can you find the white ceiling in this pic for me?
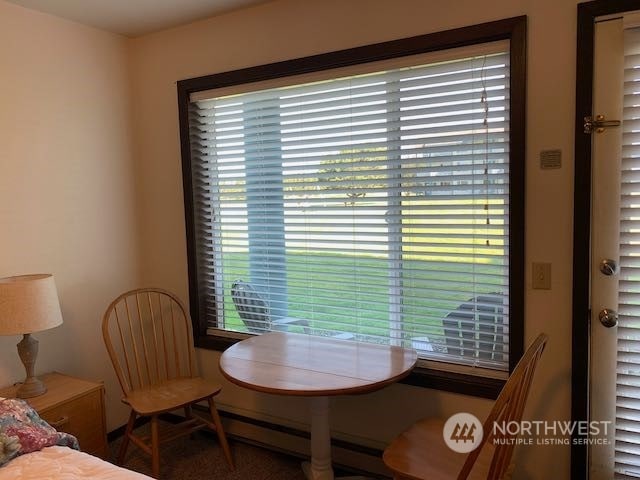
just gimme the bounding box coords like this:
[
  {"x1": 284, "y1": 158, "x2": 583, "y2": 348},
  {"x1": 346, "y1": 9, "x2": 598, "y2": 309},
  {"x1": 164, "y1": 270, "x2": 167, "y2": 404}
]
[{"x1": 6, "y1": 0, "x2": 273, "y2": 37}]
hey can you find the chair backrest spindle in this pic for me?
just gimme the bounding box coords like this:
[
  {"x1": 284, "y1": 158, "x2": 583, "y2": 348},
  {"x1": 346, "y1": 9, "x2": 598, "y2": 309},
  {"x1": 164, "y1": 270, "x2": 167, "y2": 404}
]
[
  {"x1": 113, "y1": 305, "x2": 133, "y2": 393},
  {"x1": 157, "y1": 293, "x2": 169, "y2": 382},
  {"x1": 146, "y1": 292, "x2": 160, "y2": 383},
  {"x1": 170, "y1": 301, "x2": 181, "y2": 376},
  {"x1": 135, "y1": 293, "x2": 153, "y2": 387},
  {"x1": 123, "y1": 297, "x2": 143, "y2": 390}
]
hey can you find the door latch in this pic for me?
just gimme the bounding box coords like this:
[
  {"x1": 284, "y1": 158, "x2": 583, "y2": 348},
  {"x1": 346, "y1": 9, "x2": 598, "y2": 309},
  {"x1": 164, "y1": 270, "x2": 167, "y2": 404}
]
[
  {"x1": 598, "y1": 308, "x2": 618, "y2": 328},
  {"x1": 599, "y1": 258, "x2": 618, "y2": 276},
  {"x1": 584, "y1": 114, "x2": 621, "y2": 134}
]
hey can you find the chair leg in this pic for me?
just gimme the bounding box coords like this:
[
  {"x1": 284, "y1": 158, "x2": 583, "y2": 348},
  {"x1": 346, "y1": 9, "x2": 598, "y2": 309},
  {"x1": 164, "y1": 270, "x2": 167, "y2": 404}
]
[
  {"x1": 184, "y1": 404, "x2": 196, "y2": 439},
  {"x1": 207, "y1": 397, "x2": 234, "y2": 469},
  {"x1": 151, "y1": 415, "x2": 160, "y2": 479},
  {"x1": 117, "y1": 410, "x2": 136, "y2": 465}
]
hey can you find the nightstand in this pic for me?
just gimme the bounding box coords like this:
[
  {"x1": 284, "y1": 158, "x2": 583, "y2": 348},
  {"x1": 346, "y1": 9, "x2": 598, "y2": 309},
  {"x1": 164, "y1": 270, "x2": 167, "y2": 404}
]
[{"x1": 0, "y1": 371, "x2": 108, "y2": 458}]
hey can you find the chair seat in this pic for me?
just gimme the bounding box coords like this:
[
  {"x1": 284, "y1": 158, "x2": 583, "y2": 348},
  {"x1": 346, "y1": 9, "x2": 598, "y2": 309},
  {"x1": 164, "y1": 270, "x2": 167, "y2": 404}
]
[
  {"x1": 123, "y1": 377, "x2": 222, "y2": 416},
  {"x1": 383, "y1": 418, "x2": 494, "y2": 480}
]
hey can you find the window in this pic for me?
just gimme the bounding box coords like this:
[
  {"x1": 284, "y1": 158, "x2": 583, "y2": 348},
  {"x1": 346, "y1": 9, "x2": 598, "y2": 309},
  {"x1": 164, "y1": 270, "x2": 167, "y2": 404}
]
[{"x1": 178, "y1": 17, "x2": 526, "y2": 397}]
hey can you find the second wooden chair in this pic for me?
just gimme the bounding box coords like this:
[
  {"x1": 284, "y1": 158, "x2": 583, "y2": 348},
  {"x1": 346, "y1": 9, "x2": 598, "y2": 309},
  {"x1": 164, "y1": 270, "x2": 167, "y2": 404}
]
[{"x1": 383, "y1": 333, "x2": 548, "y2": 479}]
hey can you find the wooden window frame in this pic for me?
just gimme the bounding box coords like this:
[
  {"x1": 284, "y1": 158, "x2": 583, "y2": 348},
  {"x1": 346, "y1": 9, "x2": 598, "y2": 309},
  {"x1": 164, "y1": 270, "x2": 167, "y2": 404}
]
[{"x1": 177, "y1": 15, "x2": 527, "y2": 399}]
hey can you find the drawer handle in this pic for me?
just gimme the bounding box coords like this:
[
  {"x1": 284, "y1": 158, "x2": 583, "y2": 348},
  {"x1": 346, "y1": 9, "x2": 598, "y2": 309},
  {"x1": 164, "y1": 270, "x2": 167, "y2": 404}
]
[{"x1": 50, "y1": 416, "x2": 69, "y2": 429}]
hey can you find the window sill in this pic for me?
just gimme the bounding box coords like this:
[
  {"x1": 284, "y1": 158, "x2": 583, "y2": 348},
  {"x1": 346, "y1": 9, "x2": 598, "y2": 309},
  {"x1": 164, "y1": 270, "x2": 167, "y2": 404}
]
[
  {"x1": 195, "y1": 333, "x2": 504, "y2": 400},
  {"x1": 403, "y1": 365, "x2": 504, "y2": 399}
]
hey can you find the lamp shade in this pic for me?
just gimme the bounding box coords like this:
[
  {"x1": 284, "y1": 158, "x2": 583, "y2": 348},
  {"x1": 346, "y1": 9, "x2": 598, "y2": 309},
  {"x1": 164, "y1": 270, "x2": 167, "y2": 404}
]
[{"x1": 0, "y1": 274, "x2": 63, "y2": 335}]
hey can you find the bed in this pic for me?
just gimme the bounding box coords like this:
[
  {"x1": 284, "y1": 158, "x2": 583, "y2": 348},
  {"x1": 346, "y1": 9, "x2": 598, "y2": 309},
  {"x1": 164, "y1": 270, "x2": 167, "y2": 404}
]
[
  {"x1": 0, "y1": 445, "x2": 151, "y2": 479},
  {"x1": 0, "y1": 397, "x2": 151, "y2": 480}
]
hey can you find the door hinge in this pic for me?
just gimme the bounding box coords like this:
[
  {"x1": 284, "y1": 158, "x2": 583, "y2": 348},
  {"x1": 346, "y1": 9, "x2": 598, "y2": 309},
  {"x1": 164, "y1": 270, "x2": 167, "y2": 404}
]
[{"x1": 584, "y1": 114, "x2": 621, "y2": 134}]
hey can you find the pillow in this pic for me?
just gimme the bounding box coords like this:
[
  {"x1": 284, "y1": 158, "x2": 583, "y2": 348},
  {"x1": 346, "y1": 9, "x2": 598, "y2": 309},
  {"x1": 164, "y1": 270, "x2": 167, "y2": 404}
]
[{"x1": 0, "y1": 398, "x2": 79, "y2": 467}]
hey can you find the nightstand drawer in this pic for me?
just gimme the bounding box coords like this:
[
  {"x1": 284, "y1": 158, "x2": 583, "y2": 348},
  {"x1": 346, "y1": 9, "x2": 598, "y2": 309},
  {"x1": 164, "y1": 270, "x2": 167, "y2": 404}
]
[{"x1": 39, "y1": 389, "x2": 105, "y2": 456}]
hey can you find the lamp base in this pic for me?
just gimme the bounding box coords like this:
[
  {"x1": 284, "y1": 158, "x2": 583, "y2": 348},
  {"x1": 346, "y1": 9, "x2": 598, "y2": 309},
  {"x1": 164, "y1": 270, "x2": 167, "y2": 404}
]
[
  {"x1": 16, "y1": 334, "x2": 47, "y2": 398},
  {"x1": 17, "y1": 376, "x2": 46, "y2": 399}
]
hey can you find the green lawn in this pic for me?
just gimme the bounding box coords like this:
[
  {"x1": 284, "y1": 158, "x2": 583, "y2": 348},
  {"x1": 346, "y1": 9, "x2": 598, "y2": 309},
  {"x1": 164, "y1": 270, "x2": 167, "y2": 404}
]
[{"x1": 218, "y1": 250, "x2": 506, "y2": 346}]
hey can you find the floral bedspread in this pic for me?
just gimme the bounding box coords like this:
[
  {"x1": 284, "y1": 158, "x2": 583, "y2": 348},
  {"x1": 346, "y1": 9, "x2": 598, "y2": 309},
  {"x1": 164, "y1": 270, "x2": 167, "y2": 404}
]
[{"x1": 0, "y1": 398, "x2": 78, "y2": 467}]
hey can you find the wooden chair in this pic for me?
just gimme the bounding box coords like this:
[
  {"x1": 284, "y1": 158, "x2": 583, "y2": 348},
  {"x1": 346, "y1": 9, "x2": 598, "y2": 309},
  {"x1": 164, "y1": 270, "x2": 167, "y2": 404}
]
[
  {"x1": 102, "y1": 288, "x2": 234, "y2": 478},
  {"x1": 383, "y1": 333, "x2": 548, "y2": 480}
]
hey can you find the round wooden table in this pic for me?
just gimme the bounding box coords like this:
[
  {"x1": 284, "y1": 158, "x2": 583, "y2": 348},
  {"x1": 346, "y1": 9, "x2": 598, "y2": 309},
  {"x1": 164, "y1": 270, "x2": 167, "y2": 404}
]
[{"x1": 219, "y1": 332, "x2": 417, "y2": 480}]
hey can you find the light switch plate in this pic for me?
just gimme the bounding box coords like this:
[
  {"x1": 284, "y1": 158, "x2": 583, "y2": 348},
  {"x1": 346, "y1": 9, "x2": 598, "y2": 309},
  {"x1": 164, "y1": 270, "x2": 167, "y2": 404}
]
[{"x1": 532, "y1": 262, "x2": 552, "y2": 290}]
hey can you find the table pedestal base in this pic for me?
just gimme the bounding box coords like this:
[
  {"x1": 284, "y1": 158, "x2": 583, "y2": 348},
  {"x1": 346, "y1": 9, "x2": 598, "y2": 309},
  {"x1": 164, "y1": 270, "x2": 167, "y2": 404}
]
[
  {"x1": 302, "y1": 460, "x2": 332, "y2": 480},
  {"x1": 304, "y1": 396, "x2": 333, "y2": 479},
  {"x1": 302, "y1": 397, "x2": 370, "y2": 480}
]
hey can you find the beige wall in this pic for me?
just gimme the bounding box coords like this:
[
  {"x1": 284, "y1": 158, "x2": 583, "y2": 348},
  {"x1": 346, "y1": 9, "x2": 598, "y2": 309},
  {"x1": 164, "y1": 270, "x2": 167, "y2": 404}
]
[
  {"x1": 0, "y1": 1, "x2": 139, "y2": 427},
  {"x1": 129, "y1": 0, "x2": 577, "y2": 478},
  {"x1": 0, "y1": 0, "x2": 579, "y2": 477}
]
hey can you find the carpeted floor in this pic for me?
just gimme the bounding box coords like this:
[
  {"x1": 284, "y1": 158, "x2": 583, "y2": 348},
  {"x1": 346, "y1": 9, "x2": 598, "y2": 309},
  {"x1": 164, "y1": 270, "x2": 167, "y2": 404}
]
[{"x1": 109, "y1": 429, "x2": 308, "y2": 479}]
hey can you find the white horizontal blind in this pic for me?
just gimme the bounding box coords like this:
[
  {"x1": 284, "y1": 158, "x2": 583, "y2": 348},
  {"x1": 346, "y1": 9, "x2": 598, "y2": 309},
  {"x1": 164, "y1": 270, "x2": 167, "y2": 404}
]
[
  {"x1": 616, "y1": 25, "x2": 640, "y2": 478},
  {"x1": 188, "y1": 46, "x2": 511, "y2": 370}
]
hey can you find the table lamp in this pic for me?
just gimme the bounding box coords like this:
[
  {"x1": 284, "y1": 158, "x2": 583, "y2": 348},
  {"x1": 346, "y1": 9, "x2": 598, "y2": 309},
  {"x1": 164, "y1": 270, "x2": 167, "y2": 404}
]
[{"x1": 0, "y1": 274, "x2": 63, "y2": 398}]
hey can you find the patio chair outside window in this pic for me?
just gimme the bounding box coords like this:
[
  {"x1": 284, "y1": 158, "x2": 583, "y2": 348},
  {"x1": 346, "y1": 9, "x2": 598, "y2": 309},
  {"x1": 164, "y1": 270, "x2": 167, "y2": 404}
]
[
  {"x1": 231, "y1": 280, "x2": 310, "y2": 334},
  {"x1": 443, "y1": 293, "x2": 506, "y2": 363},
  {"x1": 231, "y1": 280, "x2": 356, "y2": 339}
]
